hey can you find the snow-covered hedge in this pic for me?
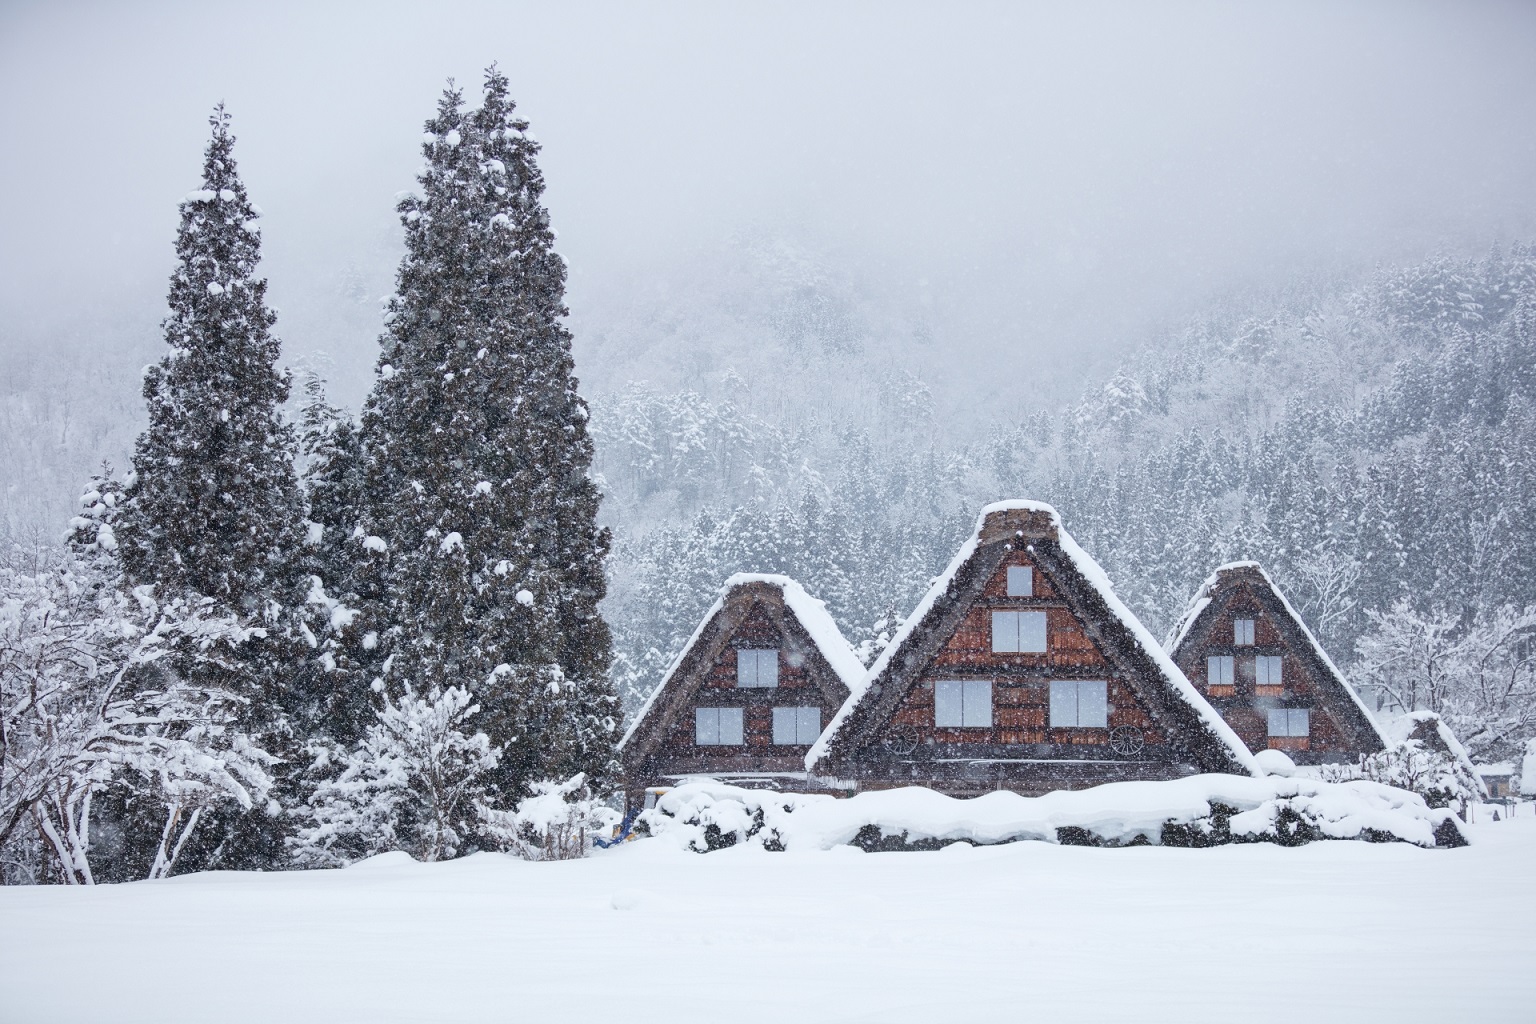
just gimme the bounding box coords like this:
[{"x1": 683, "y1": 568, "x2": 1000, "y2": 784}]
[{"x1": 635, "y1": 776, "x2": 1468, "y2": 852}]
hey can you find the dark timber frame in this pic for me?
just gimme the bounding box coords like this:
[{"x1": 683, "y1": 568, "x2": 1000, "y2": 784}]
[
  {"x1": 1166, "y1": 562, "x2": 1388, "y2": 765},
  {"x1": 620, "y1": 576, "x2": 859, "y2": 808}
]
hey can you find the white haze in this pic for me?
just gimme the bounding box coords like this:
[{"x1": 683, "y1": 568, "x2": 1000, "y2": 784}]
[{"x1": 1, "y1": 0, "x2": 1534, "y2": 531}]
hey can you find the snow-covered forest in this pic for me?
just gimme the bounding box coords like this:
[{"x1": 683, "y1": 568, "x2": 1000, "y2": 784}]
[{"x1": 593, "y1": 243, "x2": 1536, "y2": 770}]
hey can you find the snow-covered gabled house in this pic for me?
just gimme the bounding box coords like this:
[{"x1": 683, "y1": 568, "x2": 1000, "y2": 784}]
[
  {"x1": 1166, "y1": 562, "x2": 1389, "y2": 765},
  {"x1": 619, "y1": 574, "x2": 865, "y2": 806},
  {"x1": 808, "y1": 501, "x2": 1259, "y2": 796}
]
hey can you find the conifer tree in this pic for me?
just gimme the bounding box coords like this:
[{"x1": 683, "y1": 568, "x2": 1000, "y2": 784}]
[
  {"x1": 65, "y1": 463, "x2": 126, "y2": 597},
  {"x1": 295, "y1": 369, "x2": 374, "y2": 743},
  {"x1": 361, "y1": 70, "x2": 617, "y2": 808},
  {"x1": 118, "y1": 106, "x2": 307, "y2": 612},
  {"x1": 113, "y1": 106, "x2": 307, "y2": 869}
]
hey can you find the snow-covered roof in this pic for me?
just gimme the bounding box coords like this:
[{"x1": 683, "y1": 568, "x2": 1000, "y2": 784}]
[
  {"x1": 809, "y1": 501, "x2": 1260, "y2": 777},
  {"x1": 1474, "y1": 762, "x2": 1515, "y2": 778},
  {"x1": 721, "y1": 573, "x2": 867, "y2": 693},
  {"x1": 1164, "y1": 561, "x2": 1261, "y2": 653},
  {"x1": 807, "y1": 519, "x2": 984, "y2": 768},
  {"x1": 619, "y1": 573, "x2": 863, "y2": 751},
  {"x1": 1054, "y1": 530, "x2": 1259, "y2": 777},
  {"x1": 1164, "y1": 561, "x2": 1389, "y2": 750}
]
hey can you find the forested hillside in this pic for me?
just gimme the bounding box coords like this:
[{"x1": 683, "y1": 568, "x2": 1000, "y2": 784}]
[
  {"x1": 598, "y1": 245, "x2": 1536, "y2": 760},
  {"x1": 4, "y1": 239, "x2": 1532, "y2": 763}
]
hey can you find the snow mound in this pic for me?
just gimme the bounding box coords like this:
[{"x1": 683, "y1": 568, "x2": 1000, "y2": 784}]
[
  {"x1": 638, "y1": 776, "x2": 1467, "y2": 852},
  {"x1": 1254, "y1": 749, "x2": 1298, "y2": 777}
]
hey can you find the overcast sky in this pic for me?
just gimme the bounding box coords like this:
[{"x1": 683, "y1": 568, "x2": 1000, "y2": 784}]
[{"x1": 2, "y1": 0, "x2": 1534, "y2": 407}]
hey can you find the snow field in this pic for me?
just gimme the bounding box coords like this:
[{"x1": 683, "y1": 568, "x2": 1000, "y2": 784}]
[{"x1": 2, "y1": 819, "x2": 1534, "y2": 1024}]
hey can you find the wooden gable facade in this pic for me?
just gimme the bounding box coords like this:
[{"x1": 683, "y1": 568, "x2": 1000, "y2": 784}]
[
  {"x1": 619, "y1": 574, "x2": 864, "y2": 804},
  {"x1": 808, "y1": 502, "x2": 1257, "y2": 796},
  {"x1": 1165, "y1": 562, "x2": 1388, "y2": 765}
]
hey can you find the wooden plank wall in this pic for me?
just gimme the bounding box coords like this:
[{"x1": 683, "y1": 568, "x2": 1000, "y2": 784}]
[
  {"x1": 1172, "y1": 579, "x2": 1358, "y2": 760},
  {"x1": 884, "y1": 552, "x2": 1166, "y2": 754}
]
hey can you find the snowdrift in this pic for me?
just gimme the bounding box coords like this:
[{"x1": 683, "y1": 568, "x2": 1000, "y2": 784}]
[{"x1": 636, "y1": 775, "x2": 1468, "y2": 852}]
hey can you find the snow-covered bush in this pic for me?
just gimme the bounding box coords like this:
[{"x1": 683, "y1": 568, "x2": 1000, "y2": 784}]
[
  {"x1": 1, "y1": 568, "x2": 274, "y2": 883},
  {"x1": 1358, "y1": 741, "x2": 1481, "y2": 810},
  {"x1": 291, "y1": 685, "x2": 499, "y2": 866},
  {"x1": 478, "y1": 772, "x2": 618, "y2": 861},
  {"x1": 637, "y1": 777, "x2": 1467, "y2": 853}
]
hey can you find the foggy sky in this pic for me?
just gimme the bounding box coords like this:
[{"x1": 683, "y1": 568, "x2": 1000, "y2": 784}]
[{"x1": 2, "y1": 0, "x2": 1535, "y2": 412}]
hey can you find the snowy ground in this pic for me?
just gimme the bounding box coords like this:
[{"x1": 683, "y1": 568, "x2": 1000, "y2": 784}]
[{"x1": 4, "y1": 820, "x2": 1535, "y2": 1024}]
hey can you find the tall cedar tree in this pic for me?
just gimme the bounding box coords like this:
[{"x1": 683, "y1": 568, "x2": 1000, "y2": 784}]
[
  {"x1": 115, "y1": 107, "x2": 308, "y2": 869},
  {"x1": 297, "y1": 370, "x2": 375, "y2": 743},
  {"x1": 361, "y1": 71, "x2": 618, "y2": 805}
]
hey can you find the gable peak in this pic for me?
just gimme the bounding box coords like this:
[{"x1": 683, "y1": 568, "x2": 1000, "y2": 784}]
[{"x1": 977, "y1": 500, "x2": 1061, "y2": 545}]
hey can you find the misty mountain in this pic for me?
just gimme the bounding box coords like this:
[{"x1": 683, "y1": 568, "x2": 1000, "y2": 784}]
[{"x1": 598, "y1": 244, "x2": 1536, "y2": 723}]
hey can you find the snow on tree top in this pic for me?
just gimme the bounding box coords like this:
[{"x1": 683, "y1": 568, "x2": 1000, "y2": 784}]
[{"x1": 1375, "y1": 709, "x2": 1489, "y2": 800}]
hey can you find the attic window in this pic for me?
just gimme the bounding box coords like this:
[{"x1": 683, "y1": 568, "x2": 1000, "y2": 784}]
[
  {"x1": 1006, "y1": 566, "x2": 1033, "y2": 597},
  {"x1": 1234, "y1": 619, "x2": 1255, "y2": 645},
  {"x1": 695, "y1": 707, "x2": 744, "y2": 745},
  {"x1": 772, "y1": 706, "x2": 821, "y2": 745},
  {"x1": 1049, "y1": 679, "x2": 1108, "y2": 728},
  {"x1": 736, "y1": 648, "x2": 779, "y2": 688},
  {"x1": 1256, "y1": 655, "x2": 1283, "y2": 691},
  {"x1": 935, "y1": 679, "x2": 992, "y2": 728},
  {"x1": 992, "y1": 610, "x2": 1047, "y2": 653},
  {"x1": 1207, "y1": 655, "x2": 1235, "y2": 689},
  {"x1": 1267, "y1": 708, "x2": 1309, "y2": 739}
]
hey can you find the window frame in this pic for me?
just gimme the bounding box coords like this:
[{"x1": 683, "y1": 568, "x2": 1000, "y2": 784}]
[
  {"x1": 1266, "y1": 708, "x2": 1310, "y2": 738},
  {"x1": 1234, "y1": 618, "x2": 1255, "y2": 646},
  {"x1": 735, "y1": 647, "x2": 780, "y2": 689},
  {"x1": 696, "y1": 706, "x2": 745, "y2": 746},
  {"x1": 1006, "y1": 566, "x2": 1034, "y2": 597},
  {"x1": 1049, "y1": 679, "x2": 1109, "y2": 729},
  {"x1": 934, "y1": 679, "x2": 993, "y2": 728},
  {"x1": 991, "y1": 610, "x2": 1048, "y2": 653},
  {"x1": 1255, "y1": 654, "x2": 1283, "y2": 689},
  {"x1": 772, "y1": 705, "x2": 822, "y2": 745},
  {"x1": 1207, "y1": 655, "x2": 1235, "y2": 688}
]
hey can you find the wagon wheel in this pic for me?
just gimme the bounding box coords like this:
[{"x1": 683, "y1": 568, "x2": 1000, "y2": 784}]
[
  {"x1": 882, "y1": 726, "x2": 920, "y2": 756},
  {"x1": 1108, "y1": 726, "x2": 1145, "y2": 758}
]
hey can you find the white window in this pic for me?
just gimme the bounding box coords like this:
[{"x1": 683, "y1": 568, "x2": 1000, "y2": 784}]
[
  {"x1": 1267, "y1": 709, "x2": 1309, "y2": 738},
  {"x1": 772, "y1": 706, "x2": 821, "y2": 745},
  {"x1": 1234, "y1": 618, "x2": 1255, "y2": 645},
  {"x1": 1256, "y1": 655, "x2": 1283, "y2": 687},
  {"x1": 1207, "y1": 655, "x2": 1235, "y2": 687},
  {"x1": 1006, "y1": 566, "x2": 1034, "y2": 597},
  {"x1": 695, "y1": 707, "x2": 744, "y2": 745},
  {"x1": 1049, "y1": 679, "x2": 1109, "y2": 728},
  {"x1": 735, "y1": 648, "x2": 779, "y2": 688},
  {"x1": 934, "y1": 679, "x2": 993, "y2": 728},
  {"x1": 991, "y1": 610, "x2": 1048, "y2": 653}
]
